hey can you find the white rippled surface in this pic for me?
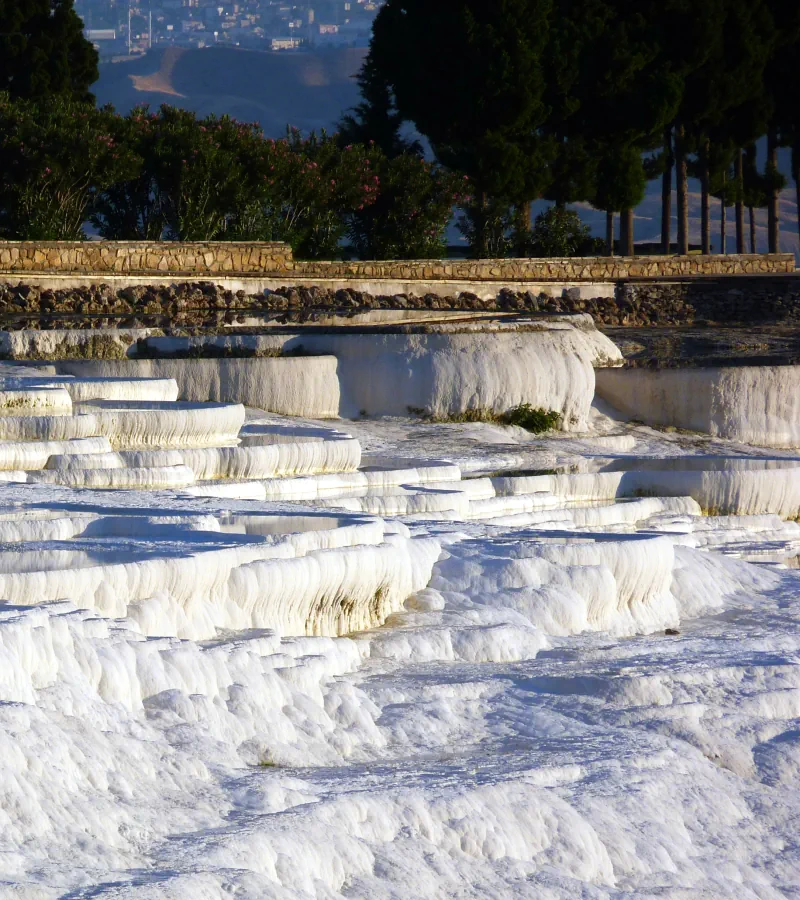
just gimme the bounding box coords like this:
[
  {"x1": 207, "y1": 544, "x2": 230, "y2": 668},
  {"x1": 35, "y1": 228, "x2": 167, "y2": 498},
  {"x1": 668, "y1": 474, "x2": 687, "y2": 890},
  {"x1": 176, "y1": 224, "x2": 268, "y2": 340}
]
[{"x1": 0, "y1": 358, "x2": 797, "y2": 899}]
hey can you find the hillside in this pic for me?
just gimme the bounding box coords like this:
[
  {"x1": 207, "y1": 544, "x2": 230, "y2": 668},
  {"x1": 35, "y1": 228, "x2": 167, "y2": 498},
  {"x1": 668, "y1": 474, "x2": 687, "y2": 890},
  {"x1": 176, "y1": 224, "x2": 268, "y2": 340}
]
[{"x1": 93, "y1": 45, "x2": 365, "y2": 136}]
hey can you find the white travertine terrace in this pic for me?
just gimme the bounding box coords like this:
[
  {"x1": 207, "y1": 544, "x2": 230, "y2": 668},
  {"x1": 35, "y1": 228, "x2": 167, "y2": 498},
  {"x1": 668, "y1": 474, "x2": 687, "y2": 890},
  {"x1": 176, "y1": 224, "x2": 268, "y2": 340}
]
[
  {"x1": 0, "y1": 373, "x2": 179, "y2": 402},
  {"x1": 0, "y1": 324, "x2": 800, "y2": 897},
  {"x1": 59, "y1": 355, "x2": 343, "y2": 418},
  {"x1": 274, "y1": 318, "x2": 622, "y2": 425},
  {"x1": 55, "y1": 313, "x2": 622, "y2": 425},
  {"x1": 0, "y1": 327, "x2": 154, "y2": 359},
  {"x1": 597, "y1": 365, "x2": 800, "y2": 447},
  {"x1": 0, "y1": 387, "x2": 73, "y2": 415},
  {"x1": 29, "y1": 464, "x2": 197, "y2": 489},
  {"x1": 0, "y1": 435, "x2": 113, "y2": 469},
  {"x1": 44, "y1": 451, "x2": 125, "y2": 470},
  {"x1": 493, "y1": 466, "x2": 800, "y2": 517}
]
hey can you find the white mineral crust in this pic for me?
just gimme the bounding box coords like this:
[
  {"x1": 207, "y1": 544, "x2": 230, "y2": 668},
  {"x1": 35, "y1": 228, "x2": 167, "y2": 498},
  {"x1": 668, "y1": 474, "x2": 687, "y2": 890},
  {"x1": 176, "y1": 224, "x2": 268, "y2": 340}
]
[{"x1": 0, "y1": 347, "x2": 796, "y2": 899}]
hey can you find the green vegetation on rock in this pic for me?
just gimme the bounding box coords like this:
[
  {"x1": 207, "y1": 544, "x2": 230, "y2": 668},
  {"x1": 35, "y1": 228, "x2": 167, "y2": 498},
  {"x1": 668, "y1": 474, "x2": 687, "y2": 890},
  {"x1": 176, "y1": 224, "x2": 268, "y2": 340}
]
[{"x1": 408, "y1": 404, "x2": 562, "y2": 434}]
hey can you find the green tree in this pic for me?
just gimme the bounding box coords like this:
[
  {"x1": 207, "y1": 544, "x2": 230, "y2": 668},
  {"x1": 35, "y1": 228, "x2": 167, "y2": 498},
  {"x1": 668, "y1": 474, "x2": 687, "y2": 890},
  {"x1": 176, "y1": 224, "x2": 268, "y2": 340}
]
[
  {"x1": 0, "y1": 0, "x2": 98, "y2": 102},
  {"x1": 548, "y1": 0, "x2": 683, "y2": 252},
  {"x1": 337, "y1": 54, "x2": 420, "y2": 159},
  {"x1": 592, "y1": 144, "x2": 647, "y2": 255},
  {"x1": 763, "y1": 1, "x2": 800, "y2": 252},
  {"x1": 367, "y1": 0, "x2": 553, "y2": 257},
  {"x1": 742, "y1": 143, "x2": 768, "y2": 252}
]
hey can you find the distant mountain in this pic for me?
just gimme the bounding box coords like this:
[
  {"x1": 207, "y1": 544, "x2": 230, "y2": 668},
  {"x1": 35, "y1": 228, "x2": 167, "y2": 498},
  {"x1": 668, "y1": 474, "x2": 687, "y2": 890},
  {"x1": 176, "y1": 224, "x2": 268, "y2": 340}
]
[
  {"x1": 93, "y1": 45, "x2": 365, "y2": 136},
  {"x1": 92, "y1": 47, "x2": 798, "y2": 259}
]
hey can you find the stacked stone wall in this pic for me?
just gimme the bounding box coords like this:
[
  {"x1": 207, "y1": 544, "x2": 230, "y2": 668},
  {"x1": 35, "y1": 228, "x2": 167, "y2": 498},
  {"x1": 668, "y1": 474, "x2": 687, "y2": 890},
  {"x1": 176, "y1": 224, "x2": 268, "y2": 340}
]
[
  {"x1": 0, "y1": 240, "x2": 793, "y2": 280},
  {"x1": 297, "y1": 254, "x2": 795, "y2": 281},
  {"x1": 0, "y1": 242, "x2": 292, "y2": 275}
]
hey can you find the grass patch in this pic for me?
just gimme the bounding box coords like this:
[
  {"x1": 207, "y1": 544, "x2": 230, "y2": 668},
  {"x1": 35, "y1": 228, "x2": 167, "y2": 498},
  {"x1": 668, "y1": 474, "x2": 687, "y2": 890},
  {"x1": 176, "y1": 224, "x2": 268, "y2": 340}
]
[
  {"x1": 502, "y1": 404, "x2": 562, "y2": 433},
  {"x1": 408, "y1": 403, "x2": 562, "y2": 434}
]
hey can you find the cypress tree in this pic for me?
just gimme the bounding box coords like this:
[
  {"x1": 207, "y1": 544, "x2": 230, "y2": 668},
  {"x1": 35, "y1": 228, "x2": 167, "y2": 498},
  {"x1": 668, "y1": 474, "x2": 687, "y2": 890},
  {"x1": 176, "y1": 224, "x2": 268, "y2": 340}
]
[
  {"x1": 0, "y1": 0, "x2": 98, "y2": 102},
  {"x1": 763, "y1": 1, "x2": 800, "y2": 252},
  {"x1": 336, "y1": 53, "x2": 420, "y2": 158},
  {"x1": 553, "y1": 0, "x2": 682, "y2": 253},
  {"x1": 661, "y1": 0, "x2": 726, "y2": 254},
  {"x1": 592, "y1": 144, "x2": 646, "y2": 256},
  {"x1": 366, "y1": 0, "x2": 553, "y2": 256}
]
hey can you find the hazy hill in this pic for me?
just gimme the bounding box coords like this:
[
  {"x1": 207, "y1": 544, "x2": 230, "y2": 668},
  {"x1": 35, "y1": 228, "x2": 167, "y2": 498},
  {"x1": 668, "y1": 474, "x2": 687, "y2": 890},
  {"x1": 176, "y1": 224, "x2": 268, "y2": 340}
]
[
  {"x1": 93, "y1": 45, "x2": 365, "y2": 136},
  {"x1": 93, "y1": 46, "x2": 797, "y2": 257}
]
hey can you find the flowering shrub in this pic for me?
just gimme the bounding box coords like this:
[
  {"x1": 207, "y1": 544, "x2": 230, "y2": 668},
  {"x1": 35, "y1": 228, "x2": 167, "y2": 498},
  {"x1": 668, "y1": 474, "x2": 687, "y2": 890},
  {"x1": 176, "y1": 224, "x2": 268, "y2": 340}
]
[
  {"x1": 347, "y1": 153, "x2": 464, "y2": 259},
  {"x1": 0, "y1": 98, "x2": 460, "y2": 259},
  {"x1": 0, "y1": 95, "x2": 137, "y2": 240},
  {"x1": 91, "y1": 106, "x2": 164, "y2": 240},
  {"x1": 231, "y1": 129, "x2": 379, "y2": 259}
]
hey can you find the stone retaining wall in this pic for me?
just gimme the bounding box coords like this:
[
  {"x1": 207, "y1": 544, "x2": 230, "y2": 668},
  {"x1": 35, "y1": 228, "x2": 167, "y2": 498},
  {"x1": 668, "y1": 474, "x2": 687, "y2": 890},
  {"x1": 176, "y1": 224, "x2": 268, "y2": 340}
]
[
  {"x1": 0, "y1": 241, "x2": 793, "y2": 280},
  {"x1": 297, "y1": 253, "x2": 795, "y2": 281},
  {"x1": 0, "y1": 241, "x2": 292, "y2": 275}
]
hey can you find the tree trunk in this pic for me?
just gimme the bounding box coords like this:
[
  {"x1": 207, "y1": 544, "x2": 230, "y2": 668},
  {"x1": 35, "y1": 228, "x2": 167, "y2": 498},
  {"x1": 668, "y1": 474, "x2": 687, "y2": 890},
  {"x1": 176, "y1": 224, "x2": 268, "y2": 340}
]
[
  {"x1": 476, "y1": 188, "x2": 488, "y2": 259},
  {"x1": 793, "y1": 142, "x2": 800, "y2": 255},
  {"x1": 748, "y1": 206, "x2": 756, "y2": 253},
  {"x1": 619, "y1": 208, "x2": 629, "y2": 256},
  {"x1": 701, "y1": 139, "x2": 710, "y2": 254},
  {"x1": 767, "y1": 128, "x2": 780, "y2": 253},
  {"x1": 606, "y1": 211, "x2": 614, "y2": 256},
  {"x1": 661, "y1": 127, "x2": 673, "y2": 254},
  {"x1": 621, "y1": 208, "x2": 634, "y2": 256},
  {"x1": 676, "y1": 124, "x2": 689, "y2": 255},
  {"x1": 720, "y1": 197, "x2": 726, "y2": 254},
  {"x1": 735, "y1": 148, "x2": 745, "y2": 254},
  {"x1": 512, "y1": 202, "x2": 532, "y2": 257}
]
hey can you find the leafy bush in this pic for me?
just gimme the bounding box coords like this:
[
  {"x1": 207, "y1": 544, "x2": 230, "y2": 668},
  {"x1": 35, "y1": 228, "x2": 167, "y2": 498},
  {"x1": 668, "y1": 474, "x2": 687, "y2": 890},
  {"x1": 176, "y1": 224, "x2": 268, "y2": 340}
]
[
  {"x1": 0, "y1": 95, "x2": 137, "y2": 240},
  {"x1": 91, "y1": 106, "x2": 164, "y2": 240},
  {"x1": 243, "y1": 129, "x2": 379, "y2": 259},
  {"x1": 0, "y1": 97, "x2": 458, "y2": 258},
  {"x1": 347, "y1": 153, "x2": 463, "y2": 259},
  {"x1": 455, "y1": 196, "x2": 512, "y2": 259},
  {"x1": 528, "y1": 206, "x2": 594, "y2": 257},
  {"x1": 408, "y1": 403, "x2": 562, "y2": 433}
]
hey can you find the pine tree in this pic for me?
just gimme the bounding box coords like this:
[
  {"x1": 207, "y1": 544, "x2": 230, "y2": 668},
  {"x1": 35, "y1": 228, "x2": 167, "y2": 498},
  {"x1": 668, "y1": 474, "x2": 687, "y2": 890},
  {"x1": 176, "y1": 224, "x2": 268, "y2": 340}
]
[
  {"x1": 0, "y1": 0, "x2": 98, "y2": 102},
  {"x1": 659, "y1": 0, "x2": 727, "y2": 254}
]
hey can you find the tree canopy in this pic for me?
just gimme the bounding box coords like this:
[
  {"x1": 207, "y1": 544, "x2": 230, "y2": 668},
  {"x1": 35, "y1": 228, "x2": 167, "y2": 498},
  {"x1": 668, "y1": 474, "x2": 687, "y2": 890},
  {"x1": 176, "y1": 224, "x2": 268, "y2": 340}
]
[
  {"x1": 351, "y1": 0, "x2": 800, "y2": 255},
  {"x1": 0, "y1": 0, "x2": 98, "y2": 102}
]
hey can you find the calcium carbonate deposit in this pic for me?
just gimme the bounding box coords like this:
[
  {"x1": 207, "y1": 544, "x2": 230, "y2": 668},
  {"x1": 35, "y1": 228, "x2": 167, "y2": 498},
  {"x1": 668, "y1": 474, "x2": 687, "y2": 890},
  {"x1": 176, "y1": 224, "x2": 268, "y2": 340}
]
[{"x1": 0, "y1": 344, "x2": 798, "y2": 899}]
